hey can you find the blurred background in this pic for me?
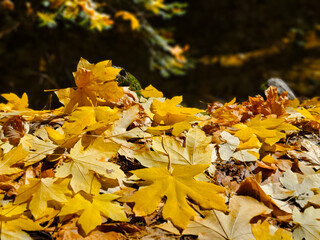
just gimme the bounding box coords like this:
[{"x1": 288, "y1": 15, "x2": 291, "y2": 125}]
[{"x1": 1, "y1": 0, "x2": 320, "y2": 109}]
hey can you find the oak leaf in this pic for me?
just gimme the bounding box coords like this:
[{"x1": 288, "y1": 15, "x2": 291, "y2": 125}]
[{"x1": 127, "y1": 164, "x2": 227, "y2": 230}]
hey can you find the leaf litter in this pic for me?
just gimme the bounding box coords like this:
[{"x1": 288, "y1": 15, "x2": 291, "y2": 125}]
[{"x1": 0, "y1": 58, "x2": 319, "y2": 239}]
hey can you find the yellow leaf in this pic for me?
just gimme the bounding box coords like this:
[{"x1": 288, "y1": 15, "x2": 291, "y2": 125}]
[
  {"x1": 261, "y1": 155, "x2": 278, "y2": 164},
  {"x1": 46, "y1": 106, "x2": 119, "y2": 148},
  {"x1": 45, "y1": 127, "x2": 66, "y2": 146},
  {"x1": 252, "y1": 220, "x2": 293, "y2": 240},
  {"x1": 0, "y1": 216, "x2": 43, "y2": 240},
  {"x1": 77, "y1": 57, "x2": 94, "y2": 70},
  {"x1": 95, "y1": 81, "x2": 124, "y2": 102},
  {"x1": 146, "y1": 121, "x2": 191, "y2": 136},
  {"x1": 14, "y1": 178, "x2": 69, "y2": 219},
  {"x1": 55, "y1": 87, "x2": 97, "y2": 113},
  {"x1": 137, "y1": 128, "x2": 213, "y2": 167},
  {"x1": 127, "y1": 164, "x2": 227, "y2": 230},
  {"x1": 0, "y1": 202, "x2": 27, "y2": 219},
  {"x1": 172, "y1": 121, "x2": 191, "y2": 136},
  {"x1": 58, "y1": 193, "x2": 128, "y2": 235},
  {"x1": 74, "y1": 67, "x2": 94, "y2": 88},
  {"x1": 55, "y1": 139, "x2": 124, "y2": 193},
  {"x1": 233, "y1": 115, "x2": 298, "y2": 146},
  {"x1": 115, "y1": 11, "x2": 140, "y2": 30},
  {"x1": 238, "y1": 135, "x2": 261, "y2": 149},
  {"x1": 0, "y1": 144, "x2": 28, "y2": 175},
  {"x1": 21, "y1": 134, "x2": 56, "y2": 166},
  {"x1": 146, "y1": 125, "x2": 172, "y2": 135},
  {"x1": 151, "y1": 96, "x2": 203, "y2": 125},
  {"x1": 141, "y1": 84, "x2": 163, "y2": 98},
  {"x1": 1, "y1": 93, "x2": 29, "y2": 110},
  {"x1": 55, "y1": 58, "x2": 122, "y2": 112},
  {"x1": 92, "y1": 60, "x2": 121, "y2": 83}
]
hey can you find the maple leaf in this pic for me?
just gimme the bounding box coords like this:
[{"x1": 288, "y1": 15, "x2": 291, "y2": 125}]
[
  {"x1": 0, "y1": 202, "x2": 27, "y2": 220},
  {"x1": 135, "y1": 126, "x2": 215, "y2": 168},
  {"x1": 244, "y1": 86, "x2": 290, "y2": 117},
  {"x1": 55, "y1": 138, "x2": 124, "y2": 193},
  {"x1": 288, "y1": 139, "x2": 320, "y2": 166},
  {"x1": 0, "y1": 202, "x2": 43, "y2": 239},
  {"x1": 237, "y1": 177, "x2": 291, "y2": 218},
  {"x1": 58, "y1": 193, "x2": 128, "y2": 235},
  {"x1": 153, "y1": 127, "x2": 213, "y2": 163},
  {"x1": 141, "y1": 84, "x2": 164, "y2": 98},
  {"x1": 0, "y1": 93, "x2": 29, "y2": 111},
  {"x1": 182, "y1": 195, "x2": 271, "y2": 240},
  {"x1": 127, "y1": 164, "x2": 228, "y2": 230},
  {"x1": 55, "y1": 58, "x2": 123, "y2": 112},
  {"x1": 292, "y1": 206, "x2": 320, "y2": 240},
  {"x1": 104, "y1": 105, "x2": 150, "y2": 158},
  {"x1": 260, "y1": 182, "x2": 293, "y2": 213},
  {"x1": 279, "y1": 170, "x2": 320, "y2": 207},
  {"x1": 251, "y1": 220, "x2": 293, "y2": 240},
  {"x1": 151, "y1": 96, "x2": 203, "y2": 125},
  {"x1": 294, "y1": 107, "x2": 320, "y2": 131},
  {"x1": 46, "y1": 106, "x2": 119, "y2": 148},
  {"x1": 147, "y1": 120, "x2": 192, "y2": 136},
  {"x1": 0, "y1": 144, "x2": 28, "y2": 175},
  {"x1": 207, "y1": 98, "x2": 244, "y2": 127},
  {"x1": 233, "y1": 115, "x2": 298, "y2": 146},
  {"x1": 20, "y1": 133, "x2": 56, "y2": 166},
  {"x1": 14, "y1": 178, "x2": 69, "y2": 219},
  {"x1": 0, "y1": 216, "x2": 43, "y2": 240},
  {"x1": 218, "y1": 131, "x2": 260, "y2": 162},
  {"x1": 55, "y1": 87, "x2": 97, "y2": 113}
]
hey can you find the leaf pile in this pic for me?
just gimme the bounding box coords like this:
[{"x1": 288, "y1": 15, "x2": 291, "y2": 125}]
[{"x1": 0, "y1": 58, "x2": 320, "y2": 239}]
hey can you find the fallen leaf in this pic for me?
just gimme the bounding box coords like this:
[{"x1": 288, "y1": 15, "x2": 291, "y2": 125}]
[
  {"x1": 292, "y1": 206, "x2": 320, "y2": 240},
  {"x1": 127, "y1": 164, "x2": 227, "y2": 230},
  {"x1": 14, "y1": 178, "x2": 69, "y2": 219},
  {"x1": 55, "y1": 139, "x2": 124, "y2": 193},
  {"x1": 251, "y1": 220, "x2": 293, "y2": 240},
  {"x1": 183, "y1": 195, "x2": 271, "y2": 240},
  {"x1": 58, "y1": 193, "x2": 128, "y2": 235}
]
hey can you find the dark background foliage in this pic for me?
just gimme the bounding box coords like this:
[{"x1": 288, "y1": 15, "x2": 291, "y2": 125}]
[{"x1": 1, "y1": 0, "x2": 320, "y2": 109}]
